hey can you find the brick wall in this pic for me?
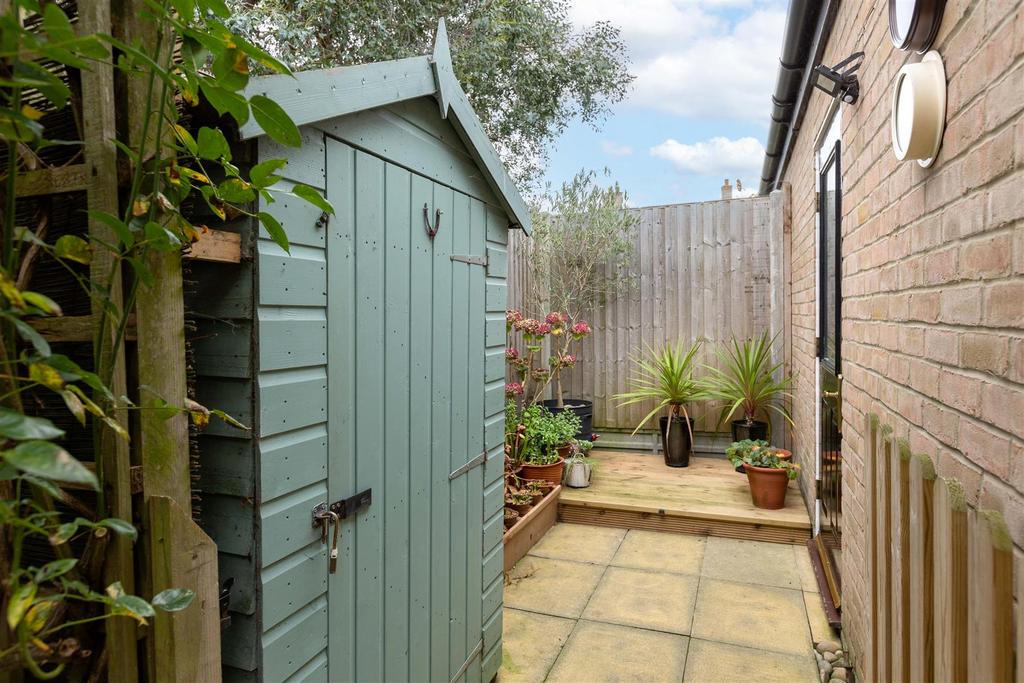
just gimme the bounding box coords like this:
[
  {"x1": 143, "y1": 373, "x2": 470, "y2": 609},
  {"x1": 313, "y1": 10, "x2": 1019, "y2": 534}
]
[{"x1": 779, "y1": 0, "x2": 1024, "y2": 669}]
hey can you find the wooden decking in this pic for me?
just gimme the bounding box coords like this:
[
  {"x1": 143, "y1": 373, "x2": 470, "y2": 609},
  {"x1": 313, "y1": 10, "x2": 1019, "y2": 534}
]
[{"x1": 558, "y1": 451, "x2": 812, "y2": 545}]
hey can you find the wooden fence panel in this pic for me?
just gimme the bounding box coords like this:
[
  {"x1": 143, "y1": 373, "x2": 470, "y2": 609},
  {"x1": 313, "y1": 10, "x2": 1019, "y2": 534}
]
[
  {"x1": 890, "y1": 440, "x2": 911, "y2": 683},
  {"x1": 874, "y1": 425, "x2": 893, "y2": 683},
  {"x1": 864, "y1": 414, "x2": 879, "y2": 683},
  {"x1": 967, "y1": 508, "x2": 1013, "y2": 682},
  {"x1": 507, "y1": 194, "x2": 785, "y2": 432},
  {"x1": 908, "y1": 454, "x2": 936, "y2": 683},
  {"x1": 933, "y1": 477, "x2": 968, "y2": 683}
]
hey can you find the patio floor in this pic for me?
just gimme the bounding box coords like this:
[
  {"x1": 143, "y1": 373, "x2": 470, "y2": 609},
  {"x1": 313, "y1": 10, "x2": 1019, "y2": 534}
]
[
  {"x1": 559, "y1": 451, "x2": 811, "y2": 544},
  {"x1": 499, "y1": 523, "x2": 837, "y2": 682}
]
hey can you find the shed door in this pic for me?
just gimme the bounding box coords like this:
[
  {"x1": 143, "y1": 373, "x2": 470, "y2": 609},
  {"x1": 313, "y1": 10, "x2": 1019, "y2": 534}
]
[{"x1": 326, "y1": 139, "x2": 488, "y2": 682}]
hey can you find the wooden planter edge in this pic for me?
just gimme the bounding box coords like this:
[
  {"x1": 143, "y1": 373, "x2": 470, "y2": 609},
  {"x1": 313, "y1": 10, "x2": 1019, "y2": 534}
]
[{"x1": 503, "y1": 485, "x2": 561, "y2": 573}]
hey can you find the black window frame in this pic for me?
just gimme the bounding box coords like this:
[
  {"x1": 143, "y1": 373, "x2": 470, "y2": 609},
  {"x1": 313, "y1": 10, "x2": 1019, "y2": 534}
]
[{"x1": 818, "y1": 139, "x2": 842, "y2": 372}]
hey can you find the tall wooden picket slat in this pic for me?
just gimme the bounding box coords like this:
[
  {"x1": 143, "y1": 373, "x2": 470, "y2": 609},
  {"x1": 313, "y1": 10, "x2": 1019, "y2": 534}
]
[
  {"x1": 1016, "y1": 549, "x2": 1024, "y2": 683},
  {"x1": 908, "y1": 454, "x2": 935, "y2": 683},
  {"x1": 863, "y1": 414, "x2": 879, "y2": 683},
  {"x1": 874, "y1": 425, "x2": 893, "y2": 683},
  {"x1": 890, "y1": 439, "x2": 911, "y2": 682},
  {"x1": 933, "y1": 477, "x2": 968, "y2": 682},
  {"x1": 967, "y1": 508, "x2": 1013, "y2": 682}
]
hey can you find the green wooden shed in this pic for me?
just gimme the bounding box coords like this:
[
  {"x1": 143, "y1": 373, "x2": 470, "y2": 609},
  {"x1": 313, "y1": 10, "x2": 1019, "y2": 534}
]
[{"x1": 188, "y1": 22, "x2": 527, "y2": 682}]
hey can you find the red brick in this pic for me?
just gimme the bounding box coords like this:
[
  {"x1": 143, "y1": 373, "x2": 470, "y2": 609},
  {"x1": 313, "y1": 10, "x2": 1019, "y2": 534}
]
[
  {"x1": 982, "y1": 382, "x2": 1024, "y2": 439},
  {"x1": 985, "y1": 281, "x2": 1024, "y2": 327},
  {"x1": 924, "y1": 328, "x2": 960, "y2": 364},
  {"x1": 960, "y1": 418, "x2": 1012, "y2": 480},
  {"x1": 961, "y1": 233, "x2": 1013, "y2": 279},
  {"x1": 938, "y1": 370, "x2": 984, "y2": 417},
  {"x1": 960, "y1": 332, "x2": 1010, "y2": 375},
  {"x1": 939, "y1": 287, "x2": 983, "y2": 325}
]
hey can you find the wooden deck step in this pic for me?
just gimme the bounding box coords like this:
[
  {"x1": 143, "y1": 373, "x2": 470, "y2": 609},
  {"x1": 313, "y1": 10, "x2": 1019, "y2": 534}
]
[{"x1": 558, "y1": 451, "x2": 812, "y2": 545}]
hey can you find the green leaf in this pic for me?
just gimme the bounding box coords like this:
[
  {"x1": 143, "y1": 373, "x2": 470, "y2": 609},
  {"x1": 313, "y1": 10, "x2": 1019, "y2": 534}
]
[
  {"x1": 36, "y1": 559, "x2": 77, "y2": 583},
  {"x1": 291, "y1": 184, "x2": 334, "y2": 215},
  {"x1": 4, "y1": 441, "x2": 98, "y2": 489},
  {"x1": 54, "y1": 235, "x2": 91, "y2": 265},
  {"x1": 0, "y1": 408, "x2": 64, "y2": 441},
  {"x1": 199, "y1": 81, "x2": 249, "y2": 126},
  {"x1": 14, "y1": 61, "x2": 70, "y2": 109},
  {"x1": 211, "y1": 47, "x2": 249, "y2": 92},
  {"x1": 52, "y1": 521, "x2": 81, "y2": 544},
  {"x1": 249, "y1": 95, "x2": 300, "y2": 147},
  {"x1": 126, "y1": 256, "x2": 155, "y2": 288},
  {"x1": 22, "y1": 291, "x2": 62, "y2": 316},
  {"x1": 97, "y1": 517, "x2": 137, "y2": 540},
  {"x1": 257, "y1": 211, "x2": 289, "y2": 253},
  {"x1": 210, "y1": 408, "x2": 248, "y2": 431},
  {"x1": 88, "y1": 210, "x2": 134, "y2": 248},
  {"x1": 152, "y1": 588, "x2": 195, "y2": 612},
  {"x1": 197, "y1": 0, "x2": 230, "y2": 17},
  {"x1": 111, "y1": 593, "x2": 155, "y2": 623},
  {"x1": 218, "y1": 178, "x2": 255, "y2": 203},
  {"x1": 6, "y1": 582, "x2": 36, "y2": 629},
  {"x1": 249, "y1": 159, "x2": 287, "y2": 189},
  {"x1": 41, "y1": 4, "x2": 75, "y2": 43},
  {"x1": 9, "y1": 317, "x2": 51, "y2": 357},
  {"x1": 196, "y1": 126, "x2": 231, "y2": 161}
]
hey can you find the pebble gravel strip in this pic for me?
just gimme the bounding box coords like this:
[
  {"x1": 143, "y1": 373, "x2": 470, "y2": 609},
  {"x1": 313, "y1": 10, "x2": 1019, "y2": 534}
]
[{"x1": 814, "y1": 639, "x2": 851, "y2": 683}]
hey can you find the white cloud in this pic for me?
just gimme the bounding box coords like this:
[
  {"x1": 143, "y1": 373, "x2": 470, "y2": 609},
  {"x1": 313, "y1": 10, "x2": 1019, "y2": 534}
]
[
  {"x1": 570, "y1": 1, "x2": 787, "y2": 122},
  {"x1": 650, "y1": 136, "x2": 765, "y2": 178},
  {"x1": 600, "y1": 140, "x2": 634, "y2": 157}
]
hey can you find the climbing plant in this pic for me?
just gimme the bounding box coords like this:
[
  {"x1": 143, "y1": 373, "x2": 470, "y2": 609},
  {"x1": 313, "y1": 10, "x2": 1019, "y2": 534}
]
[{"x1": 0, "y1": 0, "x2": 330, "y2": 677}]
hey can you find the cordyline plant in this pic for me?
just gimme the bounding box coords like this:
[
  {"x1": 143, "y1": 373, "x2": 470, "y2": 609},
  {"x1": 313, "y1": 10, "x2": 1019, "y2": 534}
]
[
  {"x1": 526, "y1": 168, "x2": 636, "y2": 404},
  {"x1": 505, "y1": 308, "x2": 591, "y2": 407},
  {"x1": 703, "y1": 331, "x2": 793, "y2": 433},
  {"x1": 0, "y1": 0, "x2": 329, "y2": 677}
]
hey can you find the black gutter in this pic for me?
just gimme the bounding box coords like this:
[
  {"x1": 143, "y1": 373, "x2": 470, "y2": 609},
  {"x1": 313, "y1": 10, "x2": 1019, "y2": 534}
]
[{"x1": 759, "y1": 0, "x2": 839, "y2": 194}]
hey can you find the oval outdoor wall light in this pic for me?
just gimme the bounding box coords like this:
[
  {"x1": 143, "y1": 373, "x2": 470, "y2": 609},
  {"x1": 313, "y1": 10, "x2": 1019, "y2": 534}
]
[
  {"x1": 891, "y1": 51, "x2": 946, "y2": 168},
  {"x1": 889, "y1": 0, "x2": 946, "y2": 52}
]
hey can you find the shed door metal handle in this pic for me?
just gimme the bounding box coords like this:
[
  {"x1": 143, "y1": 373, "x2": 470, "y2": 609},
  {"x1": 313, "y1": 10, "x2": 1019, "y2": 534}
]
[{"x1": 423, "y1": 204, "x2": 442, "y2": 239}]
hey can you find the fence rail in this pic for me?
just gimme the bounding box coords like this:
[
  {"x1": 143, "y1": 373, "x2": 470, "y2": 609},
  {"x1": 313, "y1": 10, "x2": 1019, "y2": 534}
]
[
  {"x1": 508, "y1": 191, "x2": 789, "y2": 433},
  {"x1": 864, "y1": 413, "x2": 1015, "y2": 682}
]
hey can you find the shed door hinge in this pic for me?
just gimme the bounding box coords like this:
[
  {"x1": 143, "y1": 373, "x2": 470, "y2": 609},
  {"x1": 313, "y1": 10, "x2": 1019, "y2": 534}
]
[
  {"x1": 449, "y1": 451, "x2": 487, "y2": 480},
  {"x1": 450, "y1": 254, "x2": 487, "y2": 266}
]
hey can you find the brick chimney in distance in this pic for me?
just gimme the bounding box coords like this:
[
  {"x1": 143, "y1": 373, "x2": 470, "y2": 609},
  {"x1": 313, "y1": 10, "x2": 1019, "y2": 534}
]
[{"x1": 721, "y1": 178, "x2": 733, "y2": 200}]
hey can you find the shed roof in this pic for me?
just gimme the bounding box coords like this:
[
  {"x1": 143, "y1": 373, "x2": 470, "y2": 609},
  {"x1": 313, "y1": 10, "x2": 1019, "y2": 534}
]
[{"x1": 240, "y1": 20, "x2": 531, "y2": 234}]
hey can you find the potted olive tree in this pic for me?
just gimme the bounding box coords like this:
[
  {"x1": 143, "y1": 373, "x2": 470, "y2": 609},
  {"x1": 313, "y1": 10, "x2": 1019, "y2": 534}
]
[
  {"x1": 527, "y1": 169, "x2": 638, "y2": 439},
  {"x1": 704, "y1": 332, "x2": 793, "y2": 443},
  {"x1": 615, "y1": 341, "x2": 706, "y2": 468}
]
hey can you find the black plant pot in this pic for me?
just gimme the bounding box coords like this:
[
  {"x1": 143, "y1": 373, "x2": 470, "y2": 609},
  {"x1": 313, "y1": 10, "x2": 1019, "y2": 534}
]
[
  {"x1": 660, "y1": 416, "x2": 694, "y2": 468},
  {"x1": 731, "y1": 419, "x2": 769, "y2": 443},
  {"x1": 542, "y1": 399, "x2": 593, "y2": 441}
]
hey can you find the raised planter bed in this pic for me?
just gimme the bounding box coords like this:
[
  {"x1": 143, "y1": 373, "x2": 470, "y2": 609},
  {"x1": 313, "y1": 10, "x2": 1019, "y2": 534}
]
[{"x1": 503, "y1": 485, "x2": 561, "y2": 572}]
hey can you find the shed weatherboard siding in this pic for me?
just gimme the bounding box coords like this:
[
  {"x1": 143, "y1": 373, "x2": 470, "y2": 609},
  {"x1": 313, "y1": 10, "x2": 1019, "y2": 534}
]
[{"x1": 198, "y1": 96, "x2": 512, "y2": 682}]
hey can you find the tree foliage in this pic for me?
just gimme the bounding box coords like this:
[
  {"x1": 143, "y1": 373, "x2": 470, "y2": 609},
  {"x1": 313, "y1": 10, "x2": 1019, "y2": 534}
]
[{"x1": 227, "y1": 0, "x2": 633, "y2": 185}]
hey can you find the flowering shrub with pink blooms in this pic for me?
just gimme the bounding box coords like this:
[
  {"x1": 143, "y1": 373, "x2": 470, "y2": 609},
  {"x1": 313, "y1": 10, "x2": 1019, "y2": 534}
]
[{"x1": 505, "y1": 308, "x2": 591, "y2": 407}]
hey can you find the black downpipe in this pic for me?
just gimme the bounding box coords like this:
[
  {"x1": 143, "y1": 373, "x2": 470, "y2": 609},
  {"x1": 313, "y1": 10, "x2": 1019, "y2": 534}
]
[{"x1": 759, "y1": 0, "x2": 825, "y2": 194}]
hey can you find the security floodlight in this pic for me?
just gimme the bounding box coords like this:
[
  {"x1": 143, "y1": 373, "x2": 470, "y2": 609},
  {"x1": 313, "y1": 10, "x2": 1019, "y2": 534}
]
[{"x1": 813, "y1": 52, "x2": 864, "y2": 104}]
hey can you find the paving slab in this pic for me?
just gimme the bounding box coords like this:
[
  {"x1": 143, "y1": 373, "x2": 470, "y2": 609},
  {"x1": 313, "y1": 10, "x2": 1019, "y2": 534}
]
[
  {"x1": 611, "y1": 529, "x2": 706, "y2": 575},
  {"x1": 528, "y1": 523, "x2": 626, "y2": 565},
  {"x1": 683, "y1": 638, "x2": 817, "y2": 682},
  {"x1": 803, "y1": 591, "x2": 839, "y2": 644},
  {"x1": 701, "y1": 536, "x2": 802, "y2": 590},
  {"x1": 505, "y1": 555, "x2": 606, "y2": 619},
  {"x1": 794, "y1": 545, "x2": 820, "y2": 593},
  {"x1": 690, "y1": 578, "x2": 813, "y2": 656},
  {"x1": 498, "y1": 608, "x2": 576, "y2": 683},
  {"x1": 545, "y1": 620, "x2": 689, "y2": 683},
  {"x1": 582, "y1": 566, "x2": 698, "y2": 635}
]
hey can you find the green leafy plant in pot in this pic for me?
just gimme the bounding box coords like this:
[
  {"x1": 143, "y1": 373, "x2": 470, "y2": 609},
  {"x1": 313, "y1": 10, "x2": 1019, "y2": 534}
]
[
  {"x1": 506, "y1": 401, "x2": 580, "y2": 485},
  {"x1": 731, "y1": 446, "x2": 801, "y2": 510},
  {"x1": 615, "y1": 341, "x2": 706, "y2": 468},
  {"x1": 704, "y1": 332, "x2": 793, "y2": 444},
  {"x1": 726, "y1": 439, "x2": 793, "y2": 474}
]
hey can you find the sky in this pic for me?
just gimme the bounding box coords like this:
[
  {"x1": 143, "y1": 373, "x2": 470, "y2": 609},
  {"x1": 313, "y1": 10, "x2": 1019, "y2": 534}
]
[{"x1": 542, "y1": 0, "x2": 789, "y2": 206}]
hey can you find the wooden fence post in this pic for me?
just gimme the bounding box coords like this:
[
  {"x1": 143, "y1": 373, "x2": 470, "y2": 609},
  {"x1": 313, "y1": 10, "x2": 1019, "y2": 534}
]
[
  {"x1": 908, "y1": 454, "x2": 935, "y2": 683},
  {"x1": 967, "y1": 508, "x2": 1013, "y2": 682},
  {"x1": 933, "y1": 477, "x2": 968, "y2": 682},
  {"x1": 78, "y1": 2, "x2": 137, "y2": 680},
  {"x1": 863, "y1": 414, "x2": 879, "y2": 683},
  {"x1": 890, "y1": 438, "x2": 911, "y2": 683},
  {"x1": 874, "y1": 423, "x2": 893, "y2": 682}
]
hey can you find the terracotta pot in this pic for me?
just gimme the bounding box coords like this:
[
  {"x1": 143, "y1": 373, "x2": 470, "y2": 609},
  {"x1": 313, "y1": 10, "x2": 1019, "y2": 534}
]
[
  {"x1": 734, "y1": 448, "x2": 792, "y2": 473},
  {"x1": 520, "y1": 457, "x2": 565, "y2": 487},
  {"x1": 511, "y1": 502, "x2": 532, "y2": 516},
  {"x1": 529, "y1": 492, "x2": 543, "y2": 505},
  {"x1": 556, "y1": 444, "x2": 572, "y2": 459},
  {"x1": 745, "y1": 465, "x2": 791, "y2": 510},
  {"x1": 504, "y1": 509, "x2": 519, "y2": 529}
]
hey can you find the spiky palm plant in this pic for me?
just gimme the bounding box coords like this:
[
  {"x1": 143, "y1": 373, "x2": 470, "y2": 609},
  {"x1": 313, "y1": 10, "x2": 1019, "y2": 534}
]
[
  {"x1": 614, "y1": 340, "x2": 706, "y2": 445},
  {"x1": 704, "y1": 331, "x2": 793, "y2": 432}
]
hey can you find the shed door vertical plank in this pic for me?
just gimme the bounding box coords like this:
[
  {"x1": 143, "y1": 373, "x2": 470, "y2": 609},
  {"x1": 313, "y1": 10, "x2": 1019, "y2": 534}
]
[
  {"x1": 967, "y1": 508, "x2": 1013, "y2": 682},
  {"x1": 407, "y1": 173, "x2": 436, "y2": 679},
  {"x1": 327, "y1": 140, "x2": 358, "y2": 682},
  {"x1": 354, "y1": 150, "x2": 387, "y2": 681},
  {"x1": 890, "y1": 440, "x2": 911, "y2": 682},
  {"x1": 430, "y1": 182, "x2": 455, "y2": 683},
  {"x1": 933, "y1": 477, "x2": 967, "y2": 683},
  {"x1": 383, "y1": 163, "x2": 413, "y2": 682},
  {"x1": 874, "y1": 427, "x2": 893, "y2": 682},
  {"x1": 908, "y1": 454, "x2": 935, "y2": 683}
]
